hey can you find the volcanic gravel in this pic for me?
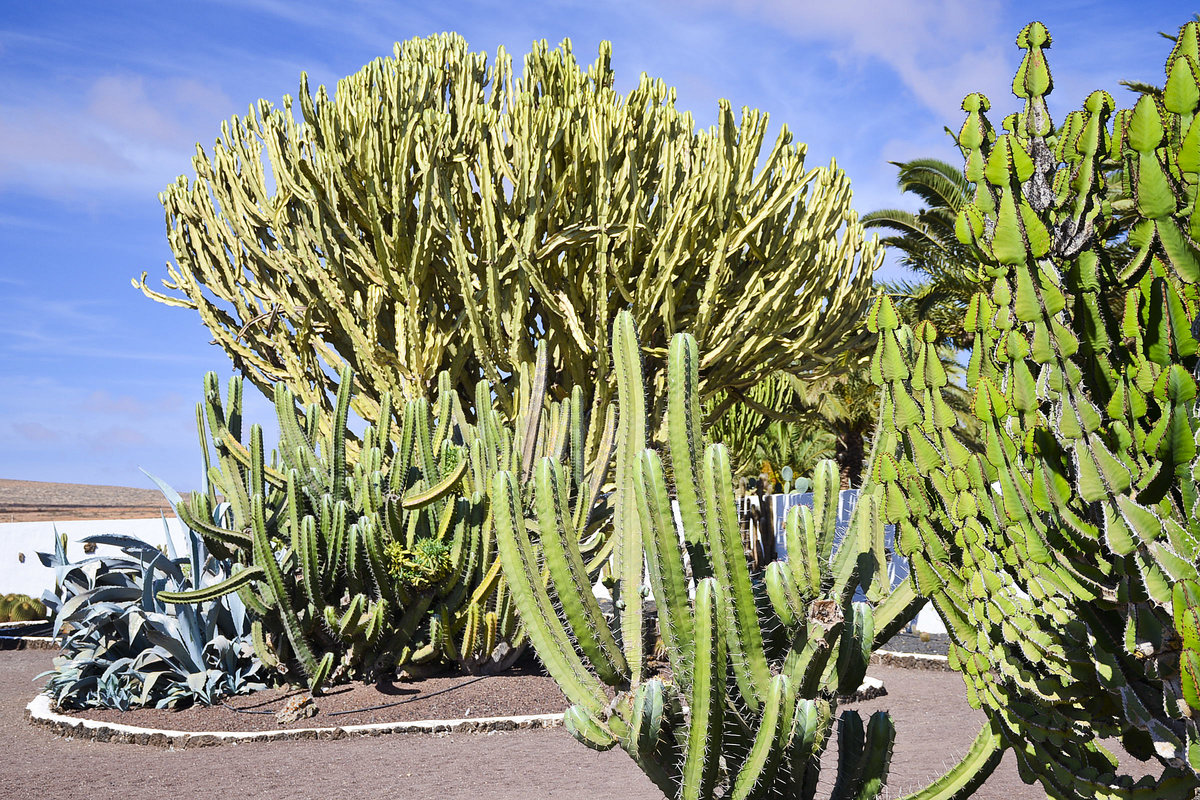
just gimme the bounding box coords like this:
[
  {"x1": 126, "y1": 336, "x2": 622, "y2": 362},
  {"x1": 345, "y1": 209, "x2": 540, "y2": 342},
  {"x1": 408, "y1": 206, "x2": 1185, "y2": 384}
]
[
  {"x1": 5, "y1": 647, "x2": 1094, "y2": 800},
  {"x1": 880, "y1": 630, "x2": 951, "y2": 656},
  {"x1": 56, "y1": 660, "x2": 570, "y2": 732}
]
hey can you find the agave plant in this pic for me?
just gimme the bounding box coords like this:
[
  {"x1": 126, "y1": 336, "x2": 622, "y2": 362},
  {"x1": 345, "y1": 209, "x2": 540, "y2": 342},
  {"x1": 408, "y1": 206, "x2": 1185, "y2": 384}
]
[{"x1": 38, "y1": 521, "x2": 268, "y2": 710}]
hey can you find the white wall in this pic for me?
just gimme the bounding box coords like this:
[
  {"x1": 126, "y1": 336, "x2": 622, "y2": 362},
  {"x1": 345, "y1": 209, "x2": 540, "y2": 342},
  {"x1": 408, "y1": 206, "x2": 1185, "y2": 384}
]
[
  {"x1": 4, "y1": 503, "x2": 949, "y2": 636},
  {"x1": 0, "y1": 517, "x2": 188, "y2": 599},
  {"x1": 756, "y1": 490, "x2": 947, "y2": 635}
]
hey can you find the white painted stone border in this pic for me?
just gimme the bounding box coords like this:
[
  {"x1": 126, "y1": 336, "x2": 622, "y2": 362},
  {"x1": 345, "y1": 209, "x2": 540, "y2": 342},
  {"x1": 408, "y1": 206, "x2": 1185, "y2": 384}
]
[
  {"x1": 27, "y1": 676, "x2": 889, "y2": 748},
  {"x1": 26, "y1": 694, "x2": 564, "y2": 747}
]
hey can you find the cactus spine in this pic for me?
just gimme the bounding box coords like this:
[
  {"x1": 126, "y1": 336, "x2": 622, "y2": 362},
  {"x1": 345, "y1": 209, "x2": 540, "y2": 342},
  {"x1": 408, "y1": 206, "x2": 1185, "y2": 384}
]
[
  {"x1": 496, "y1": 310, "x2": 1003, "y2": 799},
  {"x1": 871, "y1": 20, "x2": 1200, "y2": 800}
]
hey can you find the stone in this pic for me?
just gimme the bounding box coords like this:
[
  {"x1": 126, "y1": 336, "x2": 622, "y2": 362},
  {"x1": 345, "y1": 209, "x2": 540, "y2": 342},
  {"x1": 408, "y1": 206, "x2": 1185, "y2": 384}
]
[{"x1": 275, "y1": 694, "x2": 318, "y2": 725}]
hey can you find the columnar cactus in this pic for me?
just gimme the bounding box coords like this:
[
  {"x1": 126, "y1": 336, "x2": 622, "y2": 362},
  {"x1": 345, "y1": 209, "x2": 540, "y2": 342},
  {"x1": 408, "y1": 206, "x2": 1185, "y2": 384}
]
[
  {"x1": 495, "y1": 311, "x2": 1004, "y2": 800},
  {"x1": 138, "y1": 33, "x2": 880, "y2": 461},
  {"x1": 870, "y1": 21, "x2": 1200, "y2": 800},
  {"x1": 163, "y1": 345, "x2": 613, "y2": 691}
]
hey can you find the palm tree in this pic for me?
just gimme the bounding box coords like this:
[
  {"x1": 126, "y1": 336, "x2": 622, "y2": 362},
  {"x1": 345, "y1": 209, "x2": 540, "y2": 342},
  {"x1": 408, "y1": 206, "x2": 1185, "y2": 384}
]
[
  {"x1": 862, "y1": 158, "x2": 981, "y2": 350},
  {"x1": 705, "y1": 375, "x2": 835, "y2": 483},
  {"x1": 1120, "y1": 15, "x2": 1200, "y2": 98},
  {"x1": 707, "y1": 369, "x2": 882, "y2": 489}
]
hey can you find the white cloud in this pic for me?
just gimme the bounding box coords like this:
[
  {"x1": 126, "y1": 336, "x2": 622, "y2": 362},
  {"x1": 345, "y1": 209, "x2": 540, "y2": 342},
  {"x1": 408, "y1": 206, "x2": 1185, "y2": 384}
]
[
  {"x1": 0, "y1": 74, "x2": 234, "y2": 201},
  {"x1": 691, "y1": 0, "x2": 1011, "y2": 120}
]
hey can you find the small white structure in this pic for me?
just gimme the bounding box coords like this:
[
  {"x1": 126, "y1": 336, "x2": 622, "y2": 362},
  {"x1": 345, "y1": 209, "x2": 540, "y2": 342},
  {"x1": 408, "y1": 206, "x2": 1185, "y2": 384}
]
[
  {"x1": 0, "y1": 517, "x2": 188, "y2": 599},
  {"x1": 751, "y1": 490, "x2": 947, "y2": 636}
]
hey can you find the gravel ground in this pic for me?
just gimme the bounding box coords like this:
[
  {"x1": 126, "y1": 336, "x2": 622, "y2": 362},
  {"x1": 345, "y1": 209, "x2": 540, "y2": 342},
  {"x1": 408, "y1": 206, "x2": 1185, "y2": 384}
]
[
  {"x1": 1, "y1": 648, "x2": 1061, "y2": 800},
  {"x1": 0, "y1": 479, "x2": 179, "y2": 522}
]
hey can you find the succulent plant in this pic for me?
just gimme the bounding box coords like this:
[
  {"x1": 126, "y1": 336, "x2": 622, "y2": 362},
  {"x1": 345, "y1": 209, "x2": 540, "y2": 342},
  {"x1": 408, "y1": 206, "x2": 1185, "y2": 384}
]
[
  {"x1": 866, "y1": 20, "x2": 1200, "y2": 800},
  {"x1": 138, "y1": 32, "x2": 880, "y2": 468},
  {"x1": 163, "y1": 345, "x2": 614, "y2": 691},
  {"x1": 0, "y1": 593, "x2": 47, "y2": 623},
  {"x1": 495, "y1": 311, "x2": 1003, "y2": 800},
  {"x1": 38, "y1": 521, "x2": 267, "y2": 710}
]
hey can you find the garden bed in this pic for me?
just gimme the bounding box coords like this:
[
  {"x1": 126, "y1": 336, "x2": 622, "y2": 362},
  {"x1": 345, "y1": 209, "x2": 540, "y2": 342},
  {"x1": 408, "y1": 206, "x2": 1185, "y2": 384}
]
[
  {"x1": 2, "y1": 647, "x2": 1051, "y2": 799},
  {"x1": 50, "y1": 661, "x2": 569, "y2": 733}
]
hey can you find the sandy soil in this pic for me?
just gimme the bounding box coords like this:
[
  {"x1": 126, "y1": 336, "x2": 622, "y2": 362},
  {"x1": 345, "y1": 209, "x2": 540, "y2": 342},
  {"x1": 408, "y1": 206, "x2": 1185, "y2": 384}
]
[{"x1": 1, "y1": 647, "x2": 1066, "y2": 800}]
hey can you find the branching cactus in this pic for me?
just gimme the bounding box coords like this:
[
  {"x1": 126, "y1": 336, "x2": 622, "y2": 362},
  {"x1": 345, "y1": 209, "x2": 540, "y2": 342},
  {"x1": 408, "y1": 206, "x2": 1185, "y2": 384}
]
[
  {"x1": 495, "y1": 311, "x2": 1002, "y2": 800},
  {"x1": 138, "y1": 33, "x2": 880, "y2": 467},
  {"x1": 162, "y1": 346, "x2": 612, "y2": 692},
  {"x1": 869, "y1": 20, "x2": 1200, "y2": 800}
]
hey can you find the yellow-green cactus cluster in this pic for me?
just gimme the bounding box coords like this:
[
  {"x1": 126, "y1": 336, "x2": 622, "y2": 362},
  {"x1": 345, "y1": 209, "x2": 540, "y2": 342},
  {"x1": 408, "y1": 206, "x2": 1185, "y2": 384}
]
[
  {"x1": 385, "y1": 539, "x2": 452, "y2": 593},
  {"x1": 139, "y1": 32, "x2": 880, "y2": 461},
  {"x1": 0, "y1": 593, "x2": 46, "y2": 623}
]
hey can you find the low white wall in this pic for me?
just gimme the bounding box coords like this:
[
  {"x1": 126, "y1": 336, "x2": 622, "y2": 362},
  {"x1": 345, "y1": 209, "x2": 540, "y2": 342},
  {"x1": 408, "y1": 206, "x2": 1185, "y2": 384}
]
[
  {"x1": 0, "y1": 517, "x2": 188, "y2": 599},
  {"x1": 2, "y1": 509, "x2": 949, "y2": 636},
  {"x1": 750, "y1": 490, "x2": 948, "y2": 635}
]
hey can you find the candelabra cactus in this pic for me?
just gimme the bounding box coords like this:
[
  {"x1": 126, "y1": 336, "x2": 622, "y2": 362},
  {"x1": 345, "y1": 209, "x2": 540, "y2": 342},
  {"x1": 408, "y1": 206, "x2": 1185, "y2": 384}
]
[
  {"x1": 138, "y1": 32, "x2": 879, "y2": 464},
  {"x1": 163, "y1": 345, "x2": 613, "y2": 692},
  {"x1": 868, "y1": 20, "x2": 1200, "y2": 800},
  {"x1": 495, "y1": 311, "x2": 1004, "y2": 799}
]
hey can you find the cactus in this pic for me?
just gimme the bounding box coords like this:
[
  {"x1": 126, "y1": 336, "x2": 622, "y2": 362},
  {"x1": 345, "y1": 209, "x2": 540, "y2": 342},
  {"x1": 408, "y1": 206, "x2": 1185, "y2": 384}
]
[
  {"x1": 138, "y1": 32, "x2": 880, "y2": 465},
  {"x1": 868, "y1": 20, "x2": 1200, "y2": 800},
  {"x1": 164, "y1": 343, "x2": 611, "y2": 692},
  {"x1": 0, "y1": 593, "x2": 46, "y2": 622},
  {"x1": 495, "y1": 310, "x2": 1004, "y2": 799}
]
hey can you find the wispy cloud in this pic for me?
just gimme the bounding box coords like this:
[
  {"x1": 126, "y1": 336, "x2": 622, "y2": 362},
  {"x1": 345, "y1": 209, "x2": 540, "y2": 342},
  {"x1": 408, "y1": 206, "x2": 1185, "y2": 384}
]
[
  {"x1": 0, "y1": 73, "x2": 235, "y2": 202},
  {"x1": 691, "y1": 0, "x2": 1010, "y2": 121},
  {"x1": 11, "y1": 422, "x2": 60, "y2": 443},
  {"x1": 0, "y1": 293, "x2": 212, "y2": 364}
]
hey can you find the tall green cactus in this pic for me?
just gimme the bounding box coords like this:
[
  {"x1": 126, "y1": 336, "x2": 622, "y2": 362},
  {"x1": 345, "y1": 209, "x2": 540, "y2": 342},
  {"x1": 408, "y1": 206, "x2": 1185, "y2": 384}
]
[
  {"x1": 137, "y1": 33, "x2": 879, "y2": 463},
  {"x1": 870, "y1": 20, "x2": 1200, "y2": 800},
  {"x1": 163, "y1": 348, "x2": 613, "y2": 692},
  {"x1": 495, "y1": 310, "x2": 1003, "y2": 800}
]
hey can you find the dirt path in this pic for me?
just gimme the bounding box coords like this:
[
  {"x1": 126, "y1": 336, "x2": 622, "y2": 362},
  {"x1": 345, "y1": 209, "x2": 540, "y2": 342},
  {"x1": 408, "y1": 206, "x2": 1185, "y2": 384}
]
[{"x1": 0, "y1": 649, "x2": 1058, "y2": 800}]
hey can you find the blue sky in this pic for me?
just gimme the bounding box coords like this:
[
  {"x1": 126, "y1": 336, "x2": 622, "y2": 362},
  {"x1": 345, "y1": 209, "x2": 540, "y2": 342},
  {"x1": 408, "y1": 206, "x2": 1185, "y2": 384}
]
[{"x1": 1, "y1": 0, "x2": 1194, "y2": 490}]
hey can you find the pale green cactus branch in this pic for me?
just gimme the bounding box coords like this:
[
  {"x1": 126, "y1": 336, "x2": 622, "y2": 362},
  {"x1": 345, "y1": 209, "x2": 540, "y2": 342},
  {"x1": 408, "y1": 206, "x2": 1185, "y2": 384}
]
[
  {"x1": 138, "y1": 32, "x2": 880, "y2": 466},
  {"x1": 496, "y1": 309, "x2": 999, "y2": 799}
]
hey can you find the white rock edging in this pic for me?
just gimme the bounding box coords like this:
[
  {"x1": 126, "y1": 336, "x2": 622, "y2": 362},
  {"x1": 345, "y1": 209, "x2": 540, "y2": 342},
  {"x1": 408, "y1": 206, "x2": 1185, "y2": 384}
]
[
  {"x1": 28, "y1": 675, "x2": 890, "y2": 747},
  {"x1": 25, "y1": 693, "x2": 564, "y2": 747}
]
